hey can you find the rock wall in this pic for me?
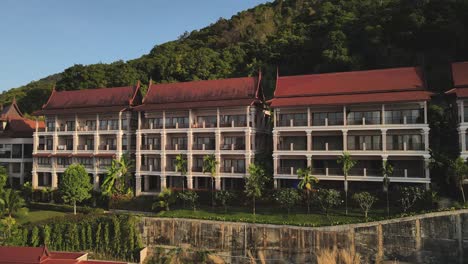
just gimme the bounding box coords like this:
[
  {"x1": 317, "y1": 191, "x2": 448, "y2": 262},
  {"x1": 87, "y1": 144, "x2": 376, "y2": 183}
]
[{"x1": 138, "y1": 209, "x2": 468, "y2": 263}]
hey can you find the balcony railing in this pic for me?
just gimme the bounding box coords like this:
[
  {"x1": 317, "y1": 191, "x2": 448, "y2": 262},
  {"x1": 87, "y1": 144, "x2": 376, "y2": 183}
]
[
  {"x1": 347, "y1": 117, "x2": 381, "y2": 125},
  {"x1": 278, "y1": 142, "x2": 307, "y2": 151},
  {"x1": 387, "y1": 142, "x2": 424, "y2": 151},
  {"x1": 142, "y1": 122, "x2": 163, "y2": 129},
  {"x1": 56, "y1": 125, "x2": 75, "y2": 132},
  {"x1": 191, "y1": 122, "x2": 217, "y2": 128},
  {"x1": 141, "y1": 144, "x2": 161, "y2": 151},
  {"x1": 99, "y1": 124, "x2": 119, "y2": 131},
  {"x1": 192, "y1": 166, "x2": 204, "y2": 172},
  {"x1": 37, "y1": 145, "x2": 52, "y2": 151},
  {"x1": 348, "y1": 142, "x2": 381, "y2": 151},
  {"x1": 220, "y1": 144, "x2": 245, "y2": 151},
  {"x1": 98, "y1": 145, "x2": 117, "y2": 151},
  {"x1": 278, "y1": 119, "x2": 308, "y2": 127},
  {"x1": 193, "y1": 144, "x2": 215, "y2": 150},
  {"x1": 165, "y1": 123, "x2": 189, "y2": 129},
  {"x1": 220, "y1": 120, "x2": 247, "y2": 128},
  {"x1": 56, "y1": 145, "x2": 73, "y2": 151},
  {"x1": 77, "y1": 126, "x2": 96, "y2": 132},
  {"x1": 278, "y1": 167, "x2": 301, "y2": 175},
  {"x1": 221, "y1": 166, "x2": 246, "y2": 173},
  {"x1": 166, "y1": 144, "x2": 187, "y2": 150},
  {"x1": 77, "y1": 145, "x2": 94, "y2": 151},
  {"x1": 312, "y1": 141, "x2": 342, "y2": 151},
  {"x1": 141, "y1": 164, "x2": 161, "y2": 172}
]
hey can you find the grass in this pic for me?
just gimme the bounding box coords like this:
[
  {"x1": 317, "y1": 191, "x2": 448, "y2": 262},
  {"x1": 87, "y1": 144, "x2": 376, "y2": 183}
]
[
  {"x1": 155, "y1": 205, "x2": 395, "y2": 227},
  {"x1": 15, "y1": 209, "x2": 68, "y2": 224}
]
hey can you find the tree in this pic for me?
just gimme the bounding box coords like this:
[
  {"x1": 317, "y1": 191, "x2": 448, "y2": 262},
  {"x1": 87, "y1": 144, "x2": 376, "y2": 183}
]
[
  {"x1": 152, "y1": 188, "x2": 176, "y2": 211},
  {"x1": 399, "y1": 186, "x2": 423, "y2": 213},
  {"x1": 101, "y1": 154, "x2": 134, "y2": 197},
  {"x1": 178, "y1": 190, "x2": 198, "y2": 211},
  {"x1": 276, "y1": 188, "x2": 300, "y2": 216},
  {"x1": 215, "y1": 190, "x2": 235, "y2": 212},
  {"x1": 202, "y1": 154, "x2": 219, "y2": 207},
  {"x1": 449, "y1": 157, "x2": 468, "y2": 203},
  {"x1": 314, "y1": 189, "x2": 341, "y2": 217},
  {"x1": 382, "y1": 160, "x2": 393, "y2": 217},
  {"x1": 174, "y1": 154, "x2": 187, "y2": 191},
  {"x1": 337, "y1": 152, "x2": 356, "y2": 215},
  {"x1": 352, "y1": 192, "x2": 377, "y2": 221},
  {"x1": 244, "y1": 163, "x2": 267, "y2": 216},
  {"x1": 0, "y1": 166, "x2": 7, "y2": 193},
  {"x1": 2, "y1": 189, "x2": 25, "y2": 217},
  {"x1": 59, "y1": 164, "x2": 92, "y2": 215},
  {"x1": 297, "y1": 167, "x2": 319, "y2": 214}
]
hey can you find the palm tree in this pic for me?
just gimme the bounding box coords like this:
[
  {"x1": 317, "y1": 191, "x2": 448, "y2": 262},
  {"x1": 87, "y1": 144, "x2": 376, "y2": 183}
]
[
  {"x1": 174, "y1": 154, "x2": 188, "y2": 191},
  {"x1": 101, "y1": 154, "x2": 133, "y2": 196},
  {"x1": 2, "y1": 189, "x2": 25, "y2": 217},
  {"x1": 297, "y1": 167, "x2": 319, "y2": 214},
  {"x1": 337, "y1": 152, "x2": 356, "y2": 215},
  {"x1": 202, "y1": 154, "x2": 218, "y2": 207},
  {"x1": 382, "y1": 160, "x2": 393, "y2": 217},
  {"x1": 449, "y1": 157, "x2": 468, "y2": 203}
]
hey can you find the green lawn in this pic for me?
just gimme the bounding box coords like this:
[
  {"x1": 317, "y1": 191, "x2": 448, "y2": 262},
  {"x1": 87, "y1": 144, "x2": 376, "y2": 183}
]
[
  {"x1": 155, "y1": 206, "x2": 393, "y2": 227},
  {"x1": 16, "y1": 209, "x2": 68, "y2": 224}
]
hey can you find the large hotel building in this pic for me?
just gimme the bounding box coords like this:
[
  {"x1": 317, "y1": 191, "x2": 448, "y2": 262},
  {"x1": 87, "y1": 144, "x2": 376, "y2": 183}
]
[
  {"x1": 32, "y1": 85, "x2": 141, "y2": 190},
  {"x1": 133, "y1": 75, "x2": 270, "y2": 195},
  {"x1": 269, "y1": 67, "x2": 433, "y2": 189}
]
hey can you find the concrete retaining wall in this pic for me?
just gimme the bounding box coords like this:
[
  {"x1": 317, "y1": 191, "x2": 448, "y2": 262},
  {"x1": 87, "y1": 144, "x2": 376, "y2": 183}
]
[{"x1": 138, "y1": 209, "x2": 468, "y2": 263}]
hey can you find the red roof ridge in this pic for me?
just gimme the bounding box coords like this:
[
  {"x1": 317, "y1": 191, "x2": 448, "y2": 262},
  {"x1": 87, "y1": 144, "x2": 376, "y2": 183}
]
[
  {"x1": 274, "y1": 87, "x2": 427, "y2": 99},
  {"x1": 129, "y1": 81, "x2": 141, "y2": 106},
  {"x1": 149, "y1": 75, "x2": 257, "y2": 87}
]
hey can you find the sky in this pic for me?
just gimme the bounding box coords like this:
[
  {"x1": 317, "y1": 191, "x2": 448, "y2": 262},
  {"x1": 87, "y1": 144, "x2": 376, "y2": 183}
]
[{"x1": 0, "y1": 0, "x2": 269, "y2": 91}]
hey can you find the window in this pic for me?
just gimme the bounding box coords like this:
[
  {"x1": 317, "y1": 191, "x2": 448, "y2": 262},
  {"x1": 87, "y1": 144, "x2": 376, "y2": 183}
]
[
  {"x1": 221, "y1": 115, "x2": 246, "y2": 127},
  {"x1": 47, "y1": 121, "x2": 55, "y2": 131},
  {"x1": 312, "y1": 112, "x2": 343, "y2": 126},
  {"x1": 196, "y1": 116, "x2": 217, "y2": 127},
  {"x1": 170, "y1": 137, "x2": 187, "y2": 148},
  {"x1": 85, "y1": 120, "x2": 96, "y2": 130},
  {"x1": 147, "y1": 118, "x2": 163, "y2": 128},
  {"x1": 223, "y1": 159, "x2": 245, "y2": 173},
  {"x1": 279, "y1": 113, "x2": 307, "y2": 126},
  {"x1": 348, "y1": 135, "x2": 381, "y2": 150},
  {"x1": 86, "y1": 138, "x2": 94, "y2": 150},
  {"x1": 65, "y1": 139, "x2": 73, "y2": 150},
  {"x1": 12, "y1": 144, "x2": 22, "y2": 158},
  {"x1": 23, "y1": 144, "x2": 33, "y2": 158},
  {"x1": 347, "y1": 111, "x2": 381, "y2": 125},
  {"x1": 37, "y1": 157, "x2": 50, "y2": 165},
  {"x1": 66, "y1": 121, "x2": 75, "y2": 131},
  {"x1": 11, "y1": 163, "x2": 21, "y2": 173}
]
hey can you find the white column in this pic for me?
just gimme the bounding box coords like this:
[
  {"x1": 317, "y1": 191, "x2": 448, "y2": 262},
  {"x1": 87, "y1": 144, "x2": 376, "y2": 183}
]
[
  {"x1": 74, "y1": 114, "x2": 78, "y2": 154},
  {"x1": 51, "y1": 172, "x2": 58, "y2": 189},
  {"x1": 424, "y1": 101, "x2": 428, "y2": 124},
  {"x1": 32, "y1": 171, "x2": 38, "y2": 189},
  {"x1": 342, "y1": 129, "x2": 348, "y2": 151},
  {"x1": 246, "y1": 106, "x2": 250, "y2": 127},
  {"x1": 245, "y1": 131, "x2": 251, "y2": 152},
  {"x1": 273, "y1": 155, "x2": 278, "y2": 175},
  {"x1": 94, "y1": 114, "x2": 100, "y2": 154},
  {"x1": 93, "y1": 173, "x2": 100, "y2": 191},
  {"x1": 135, "y1": 174, "x2": 142, "y2": 195},
  {"x1": 273, "y1": 131, "x2": 279, "y2": 151},
  {"x1": 460, "y1": 128, "x2": 466, "y2": 152},
  {"x1": 215, "y1": 177, "x2": 221, "y2": 190},
  {"x1": 423, "y1": 129, "x2": 429, "y2": 151},
  {"x1": 382, "y1": 104, "x2": 386, "y2": 125},
  {"x1": 245, "y1": 153, "x2": 252, "y2": 173},
  {"x1": 459, "y1": 100, "x2": 465, "y2": 123},
  {"x1": 306, "y1": 154, "x2": 312, "y2": 168},
  {"x1": 381, "y1": 129, "x2": 387, "y2": 152},
  {"x1": 343, "y1": 106, "x2": 347, "y2": 126},
  {"x1": 216, "y1": 108, "x2": 220, "y2": 128},
  {"x1": 160, "y1": 176, "x2": 167, "y2": 189},
  {"x1": 307, "y1": 107, "x2": 311, "y2": 126},
  {"x1": 306, "y1": 130, "x2": 312, "y2": 151}
]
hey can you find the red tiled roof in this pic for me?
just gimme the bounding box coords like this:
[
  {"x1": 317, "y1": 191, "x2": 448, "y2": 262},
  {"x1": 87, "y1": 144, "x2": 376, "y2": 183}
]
[
  {"x1": 33, "y1": 84, "x2": 141, "y2": 116},
  {"x1": 0, "y1": 98, "x2": 23, "y2": 120},
  {"x1": 135, "y1": 75, "x2": 262, "y2": 111},
  {"x1": 452, "y1": 61, "x2": 468, "y2": 87},
  {"x1": 271, "y1": 67, "x2": 430, "y2": 107}
]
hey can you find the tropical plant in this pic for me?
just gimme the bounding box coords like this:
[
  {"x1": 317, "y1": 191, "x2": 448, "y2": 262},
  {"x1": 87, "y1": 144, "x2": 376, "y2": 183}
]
[
  {"x1": 297, "y1": 166, "x2": 319, "y2": 214},
  {"x1": 276, "y1": 188, "x2": 300, "y2": 216},
  {"x1": 337, "y1": 152, "x2": 356, "y2": 215},
  {"x1": 178, "y1": 190, "x2": 199, "y2": 211},
  {"x1": 21, "y1": 181, "x2": 34, "y2": 203},
  {"x1": 152, "y1": 188, "x2": 176, "y2": 211},
  {"x1": 0, "y1": 166, "x2": 7, "y2": 193},
  {"x1": 399, "y1": 186, "x2": 424, "y2": 213},
  {"x1": 174, "y1": 154, "x2": 188, "y2": 191},
  {"x1": 352, "y1": 192, "x2": 377, "y2": 221},
  {"x1": 244, "y1": 163, "x2": 267, "y2": 216},
  {"x1": 449, "y1": 157, "x2": 468, "y2": 203},
  {"x1": 314, "y1": 189, "x2": 342, "y2": 217},
  {"x1": 202, "y1": 154, "x2": 218, "y2": 207},
  {"x1": 2, "y1": 189, "x2": 26, "y2": 217},
  {"x1": 381, "y1": 160, "x2": 393, "y2": 217},
  {"x1": 59, "y1": 164, "x2": 92, "y2": 215},
  {"x1": 101, "y1": 154, "x2": 134, "y2": 197},
  {"x1": 214, "y1": 190, "x2": 235, "y2": 212}
]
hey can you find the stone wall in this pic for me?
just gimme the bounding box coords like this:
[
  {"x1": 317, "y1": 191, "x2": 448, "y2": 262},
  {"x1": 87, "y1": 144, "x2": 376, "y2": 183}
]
[{"x1": 138, "y1": 209, "x2": 468, "y2": 263}]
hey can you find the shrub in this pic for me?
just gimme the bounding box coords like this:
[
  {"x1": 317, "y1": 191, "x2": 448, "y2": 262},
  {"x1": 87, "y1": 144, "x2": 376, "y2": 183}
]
[
  {"x1": 28, "y1": 202, "x2": 105, "y2": 214},
  {"x1": 275, "y1": 188, "x2": 301, "y2": 215},
  {"x1": 314, "y1": 189, "x2": 342, "y2": 216},
  {"x1": 352, "y1": 192, "x2": 377, "y2": 221},
  {"x1": 152, "y1": 188, "x2": 176, "y2": 211},
  {"x1": 398, "y1": 186, "x2": 424, "y2": 213},
  {"x1": 178, "y1": 190, "x2": 199, "y2": 211},
  {"x1": 214, "y1": 190, "x2": 235, "y2": 212}
]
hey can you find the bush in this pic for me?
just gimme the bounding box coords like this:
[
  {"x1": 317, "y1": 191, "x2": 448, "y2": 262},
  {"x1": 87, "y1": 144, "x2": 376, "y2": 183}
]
[
  {"x1": 275, "y1": 188, "x2": 300, "y2": 215},
  {"x1": 152, "y1": 188, "x2": 176, "y2": 211},
  {"x1": 109, "y1": 194, "x2": 154, "y2": 212},
  {"x1": 314, "y1": 189, "x2": 342, "y2": 216},
  {"x1": 178, "y1": 190, "x2": 199, "y2": 211},
  {"x1": 214, "y1": 190, "x2": 235, "y2": 212},
  {"x1": 352, "y1": 192, "x2": 377, "y2": 221},
  {"x1": 398, "y1": 186, "x2": 424, "y2": 213}
]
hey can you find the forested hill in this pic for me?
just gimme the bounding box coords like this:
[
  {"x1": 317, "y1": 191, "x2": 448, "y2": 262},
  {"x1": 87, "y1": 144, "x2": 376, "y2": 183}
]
[{"x1": 2, "y1": 0, "x2": 468, "y2": 115}]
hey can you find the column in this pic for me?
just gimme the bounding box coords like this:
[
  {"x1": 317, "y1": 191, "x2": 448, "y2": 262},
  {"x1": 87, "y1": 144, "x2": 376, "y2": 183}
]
[
  {"x1": 187, "y1": 176, "x2": 193, "y2": 189},
  {"x1": 93, "y1": 173, "x2": 100, "y2": 191},
  {"x1": 20, "y1": 162, "x2": 24, "y2": 185},
  {"x1": 245, "y1": 153, "x2": 252, "y2": 172},
  {"x1": 306, "y1": 130, "x2": 312, "y2": 151},
  {"x1": 216, "y1": 108, "x2": 220, "y2": 128},
  {"x1": 424, "y1": 101, "x2": 428, "y2": 124},
  {"x1": 187, "y1": 130, "x2": 193, "y2": 189},
  {"x1": 460, "y1": 128, "x2": 466, "y2": 152},
  {"x1": 116, "y1": 112, "x2": 123, "y2": 158},
  {"x1": 246, "y1": 106, "x2": 251, "y2": 127},
  {"x1": 32, "y1": 171, "x2": 38, "y2": 189},
  {"x1": 342, "y1": 129, "x2": 348, "y2": 151},
  {"x1": 273, "y1": 131, "x2": 279, "y2": 151},
  {"x1": 273, "y1": 155, "x2": 278, "y2": 175},
  {"x1": 73, "y1": 114, "x2": 78, "y2": 154},
  {"x1": 382, "y1": 104, "x2": 386, "y2": 125},
  {"x1": 423, "y1": 128, "x2": 429, "y2": 151},
  {"x1": 459, "y1": 100, "x2": 465, "y2": 123},
  {"x1": 306, "y1": 154, "x2": 312, "y2": 168},
  {"x1": 94, "y1": 114, "x2": 100, "y2": 155},
  {"x1": 424, "y1": 157, "x2": 430, "y2": 190},
  {"x1": 134, "y1": 174, "x2": 142, "y2": 195},
  {"x1": 245, "y1": 130, "x2": 251, "y2": 152},
  {"x1": 307, "y1": 107, "x2": 311, "y2": 126},
  {"x1": 160, "y1": 176, "x2": 167, "y2": 189},
  {"x1": 136, "y1": 131, "x2": 142, "y2": 172},
  {"x1": 381, "y1": 129, "x2": 387, "y2": 152},
  {"x1": 215, "y1": 177, "x2": 221, "y2": 190},
  {"x1": 343, "y1": 106, "x2": 347, "y2": 126},
  {"x1": 51, "y1": 172, "x2": 58, "y2": 189},
  {"x1": 161, "y1": 131, "x2": 167, "y2": 175},
  {"x1": 250, "y1": 107, "x2": 257, "y2": 128}
]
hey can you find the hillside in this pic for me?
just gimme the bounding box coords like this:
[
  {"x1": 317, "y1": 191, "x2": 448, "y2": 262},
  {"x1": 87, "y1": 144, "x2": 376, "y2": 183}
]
[{"x1": 2, "y1": 0, "x2": 468, "y2": 114}]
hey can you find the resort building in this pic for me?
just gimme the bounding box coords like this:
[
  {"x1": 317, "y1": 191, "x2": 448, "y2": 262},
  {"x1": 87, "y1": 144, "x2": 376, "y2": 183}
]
[
  {"x1": 133, "y1": 75, "x2": 270, "y2": 195},
  {"x1": 447, "y1": 61, "x2": 468, "y2": 159},
  {"x1": 31, "y1": 84, "x2": 142, "y2": 190},
  {"x1": 0, "y1": 99, "x2": 44, "y2": 187},
  {"x1": 269, "y1": 67, "x2": 433, "y2": 189}
]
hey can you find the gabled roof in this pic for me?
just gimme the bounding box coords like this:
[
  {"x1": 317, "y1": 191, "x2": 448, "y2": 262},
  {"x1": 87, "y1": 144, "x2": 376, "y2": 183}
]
[
  {"x1": 33, "y1": 83, "x2": 142, "y2": 116},
  {"x1": 0, "y1": 101, "x2": 44, "y2": 138},
  {"x1": 135, "y1": 74, "x2": 263, "y2": 111},
  {"x1": 270, "y1": 67, "x2": 432, "y2": 107},
  {"x1": 0, "y1": 98, "x2": 23, "y2": 120},
  {"x1": 446, "y1": 62, "x2": 468, "y2": 99}
]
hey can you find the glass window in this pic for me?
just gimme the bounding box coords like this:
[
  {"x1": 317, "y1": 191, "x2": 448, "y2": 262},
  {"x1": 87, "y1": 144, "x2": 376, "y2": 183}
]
[
  {"x1": 11, "y1": 163, "x2": 21, "y2": 173},
  {"x1": 12, "y1": 144, "x2": 22, "y2": 158}
]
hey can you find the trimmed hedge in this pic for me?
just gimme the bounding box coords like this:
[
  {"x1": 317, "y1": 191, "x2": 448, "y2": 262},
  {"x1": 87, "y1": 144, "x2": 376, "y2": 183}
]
[{"x1": 29, "y1": 202, "x2": 105, "y2": 215}]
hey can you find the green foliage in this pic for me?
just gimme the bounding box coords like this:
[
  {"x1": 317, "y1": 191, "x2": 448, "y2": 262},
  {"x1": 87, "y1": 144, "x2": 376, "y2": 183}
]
[
  {"x1": 337, "y1": 152, "x2": 356, "y2": 215},
  {"x1": 0, "y1": 166, "x2": 7, "y2": 194},
  {"x1": 102, "y1": 154, "x2": 134, "y2": 197},
  {"x1": 399, "y1": 186, "x2": 424, "y2": 213},
  {"x1": 30, "y1": 226, "x2": 39, "y2": 247},
  {"x1": 214, "y1": 190, "x2": 235, "y2": 212},
  {"x1": 314, "y1": 189, "x2": 342, "y2": 216},
  {"x1": 2, "y1": 189, "x2": 26, "y2": 217},
  {"x1": 153, "y1": 188, "x2": 176, "y2": 211},
  {"x1": 202, "y1": 154, "x2": 219, "y2": 207},
  {"x1": 245, "y1": 163, "x2": 268, "y2": 216},
  {"x1": 449, "y1": 157, "x2": 468, "y2": 203},
  {"x1": 275, "y1": 188, "x2": 301, "y2": 215},
  {"x1": 297, "y1": 166, "x2": 319, "y2": 214},
  {"x1": 42, "y1": 224, "x2": 51, "y2": 246},
  {"x1": 352, "y1": 192, "x2": 377, "y2": 221},
  {"x1": 59, "y1": 164, "x2": 92, "y2": 214},
  {"x1": 178, "y1": 190, "x2": 199, "y2": 211}
]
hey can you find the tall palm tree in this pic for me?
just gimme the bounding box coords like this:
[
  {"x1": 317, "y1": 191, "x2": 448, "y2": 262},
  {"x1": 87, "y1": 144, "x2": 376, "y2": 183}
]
[
  {"x1": 382, "y1": 160, "x2": 393, "y2": 217},
  {"x1": 337, "y1": 152, "x2": 356, "y2": 215},
  {"x1": 297, "y1": 166, "x2": 319, "y2": 214},
  {"x1": 450, "y1": 157, "x2": 468, "y2": 203},
  {"x1": 2, "y1": 189, "x2": 25, "y2": 217},
  {"x1": 101, "y1": 154, "x2": 133, "y2": 196},
  {"x1": 202, "y1": 154, "x2": 218, "y2": 207},
  {"x1": 174, "y1": 154, "x2": 187, "y2": 191}
]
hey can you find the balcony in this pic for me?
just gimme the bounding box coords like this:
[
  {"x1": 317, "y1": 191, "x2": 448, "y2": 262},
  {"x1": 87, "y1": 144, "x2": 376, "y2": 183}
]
[
  {"x1": 347, "y1": 111, "x2": 381, "y2": 125},
  {"x1": 220, "y1": 143, "x2": 245, "y2": 151},
  {"x1": 99, "y1": 124, "x2": 119, "y2": 131},
  {"x1": 312, "y1": 138, "x2": 343, "y2": 151},
  {"x1": 98, "y1": 145, "x2": 117, "y2": 151},
  {"x1": 37, "y1": 163, "x2": 51, "y2": 169},
  {"x1": 221, "y1": 166, "x2": 246, "y2": 174},
  {"x1": 348, "y1": 142, "x2": 381, "y2": 151},
  {"x1": 165, "y1": 122, "x2": 189, "y2": 129},
  {"x1": 220, "y1": 120, "x2": 247, "y2": 128},
  {"x1": 166, "y1": 144, "x2": 187, "y2": 151},
  {"x1": 77, "y1": 145, "x2": 94, "y2": 151},
  {"x1": 193, "y1": 144, "x2": 215, "y2": 150},
  {"x1": 141, "y1": 164, "x2": 161, "y2": 172},
  {"x1": 385, "y1": 110, "x2": 424, "y2": 124},
  {"x1": 278, "y1": 119, "x2": 308, "y2": 127},
  {"x1": 37, "y1": 145, "x2": 53, "y2": 152},
  {"x1": 278, "y1": 141, "x2": 307, "y2": 151},
  {"x1": 141, "y1": 144, "x2": 161, "y2": 151},
  {"x1": 192, "y1": 122, "x2": 217, "y2": 128},
  {"x1": 77, "y1": 125, "x2": 96, "y2": 132},
  {"x1": 56, "y1": 125, "x2": 75, "y2": 132},
  {"x1": 278, "y1": 167, "x2": 301, "y2": 175},
  {"x1": 56, "y1": 145, "x2": 73, "y2": 152},
  {"x1": 387, "y1": 142, "x2": 424, "y2": 151},
  {"x1": 192, "y1": 166, "x2": 204, "y2": 172},
  {"x1": 142, "y1": 122, "x2": 163, "y2": 129},
  {"x1": 393, "y1": 168, "x2": 424, "y2": 178}
]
